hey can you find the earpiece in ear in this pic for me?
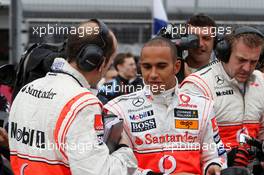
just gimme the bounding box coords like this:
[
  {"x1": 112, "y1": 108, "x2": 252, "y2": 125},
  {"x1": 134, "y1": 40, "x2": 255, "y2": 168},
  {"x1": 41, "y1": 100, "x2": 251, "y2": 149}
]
[
  {"x1": 77, "y1": 45, "x2": 104, "y2": 71},
  {"x1": 214, "y1": 35, "x2": 231, "y2": 63},
  {"x1": 76, "y1": 19, "x2": 110, "y2": 72},
  {"x1": 214, "y1": 26, "x2": 264, "y2": 63}
]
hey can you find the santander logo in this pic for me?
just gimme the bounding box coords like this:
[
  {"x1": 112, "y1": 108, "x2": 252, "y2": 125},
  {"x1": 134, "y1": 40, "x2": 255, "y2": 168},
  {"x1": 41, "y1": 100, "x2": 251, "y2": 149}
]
[
  {"x1": 134, "y1": 132, "x2": 198, "y2": 146},
  {"x1": 135, "y1": 136, "x2": 144, "y2": 145}
]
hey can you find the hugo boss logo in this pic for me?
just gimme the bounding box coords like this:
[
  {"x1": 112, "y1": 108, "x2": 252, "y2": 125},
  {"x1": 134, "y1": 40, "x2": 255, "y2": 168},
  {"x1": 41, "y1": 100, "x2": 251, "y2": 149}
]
[{"x1": 131, "y1": 118, "x2": 156, "y2": 132}]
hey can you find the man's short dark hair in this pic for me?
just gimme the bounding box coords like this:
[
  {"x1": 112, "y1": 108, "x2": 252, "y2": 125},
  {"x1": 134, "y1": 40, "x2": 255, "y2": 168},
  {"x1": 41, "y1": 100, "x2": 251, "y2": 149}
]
[
  {"x1": 142, "y1": 37, "x2": 178, "y2": 62},
  {"x1": 187, "y1": 13, "x2": 216, "y2": 27},
  {"x1": 227, "y1": 33, "x2": 264, "y2": 52},
  {"x1": 113, "y1": 52, "x2": 134, "y2": 71},
  {"x1": 66, "y1": 20, "x2": 115, "y2": 66}
]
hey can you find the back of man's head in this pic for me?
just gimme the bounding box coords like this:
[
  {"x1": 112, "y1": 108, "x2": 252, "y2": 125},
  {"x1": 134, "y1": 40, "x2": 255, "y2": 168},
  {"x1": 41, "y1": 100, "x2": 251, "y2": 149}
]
[
  {"x1": 187, "y1": 13, "x2": 216, "y2": 27},
  {"x1": 228, "y1": 33, "x2": 264, "y2": 52},
  {"x1": 66, "y1": 19, "x2": 115, "y2": 71}
]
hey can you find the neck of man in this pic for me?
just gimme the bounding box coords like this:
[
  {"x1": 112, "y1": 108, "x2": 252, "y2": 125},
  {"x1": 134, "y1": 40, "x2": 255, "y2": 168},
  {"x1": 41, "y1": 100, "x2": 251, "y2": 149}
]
[
  {"x1": 69, "y1": 62, "x2": 98, "y2": 89},
  {"x1": 152, "y1": 78, "x2": 176, "y2": 95},
  {"x1": 222, "y1": 62, "x2": 248, "y2": 84},
  {"x1": 118, "y1": 72, "x2": 130, "y2": 81}
]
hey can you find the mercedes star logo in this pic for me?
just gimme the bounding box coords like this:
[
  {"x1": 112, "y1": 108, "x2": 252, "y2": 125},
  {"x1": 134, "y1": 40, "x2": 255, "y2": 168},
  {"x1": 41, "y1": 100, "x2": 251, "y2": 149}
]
[
  {"x1": 215, "y1": 75, "x2": 224, "y2": 85},
  {"x1": 132, "y1": 97, "x2": 145, "y2": 107}
]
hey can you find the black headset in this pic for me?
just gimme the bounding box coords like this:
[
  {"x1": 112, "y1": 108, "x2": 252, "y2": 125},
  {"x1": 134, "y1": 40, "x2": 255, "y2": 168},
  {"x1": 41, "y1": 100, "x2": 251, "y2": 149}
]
[
  {"x1": 76, "y1": 19, "x2": 110, "y2": 72},
  {"x1": 215, "y1": 26, "x2": 264, "y2": 63}
]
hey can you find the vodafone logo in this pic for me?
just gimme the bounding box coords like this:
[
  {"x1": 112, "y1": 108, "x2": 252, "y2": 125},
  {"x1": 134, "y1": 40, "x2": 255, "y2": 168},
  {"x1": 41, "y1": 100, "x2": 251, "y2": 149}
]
[
  {"x1": 158, "y1": 155, "x2": 176, "y2": 174},
  {"x1": 20, "y1": 163, "x2": 28, "y2": 175},
  {"x1": 179, "y1": 94, "x2": 190, "y2": 103},
  {"x1": 178, "y1": 94, "x2": 197, "y2": 108}
]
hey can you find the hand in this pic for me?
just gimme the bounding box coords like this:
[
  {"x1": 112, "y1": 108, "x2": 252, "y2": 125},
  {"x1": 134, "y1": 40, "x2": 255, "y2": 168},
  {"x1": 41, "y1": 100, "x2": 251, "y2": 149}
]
[
  {"x1": 119, "y1": 131, "x2": 132, "y2": 148},
  {"x1": 227, "y1": 146, "x2": 250, "y2": 167},
  {"x1": 261, "y1": 161, "x2": 264, "y2": 170},
  {"x1": 206, "y1": 165, "x2": 221, "y2": 175},
  {"x1": 0, "y1": 127, "x2": 9, "y2": 148}
]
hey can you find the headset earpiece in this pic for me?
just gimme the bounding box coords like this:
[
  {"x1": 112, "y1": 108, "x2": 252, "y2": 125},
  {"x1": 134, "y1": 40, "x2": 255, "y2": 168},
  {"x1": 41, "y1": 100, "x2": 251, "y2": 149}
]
[
  {"x1": 214, "y1": 34, "x2": 231, "y2": 63},
  {"x1": 215, "y1": 26, "x2": 264, "y2": 63},
  {"x1": 76, "y1": 44, "x2": 105, "y2": 71},
  {"x1": 76, "y1": 19, "x2": 109, "y2": 72}
]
